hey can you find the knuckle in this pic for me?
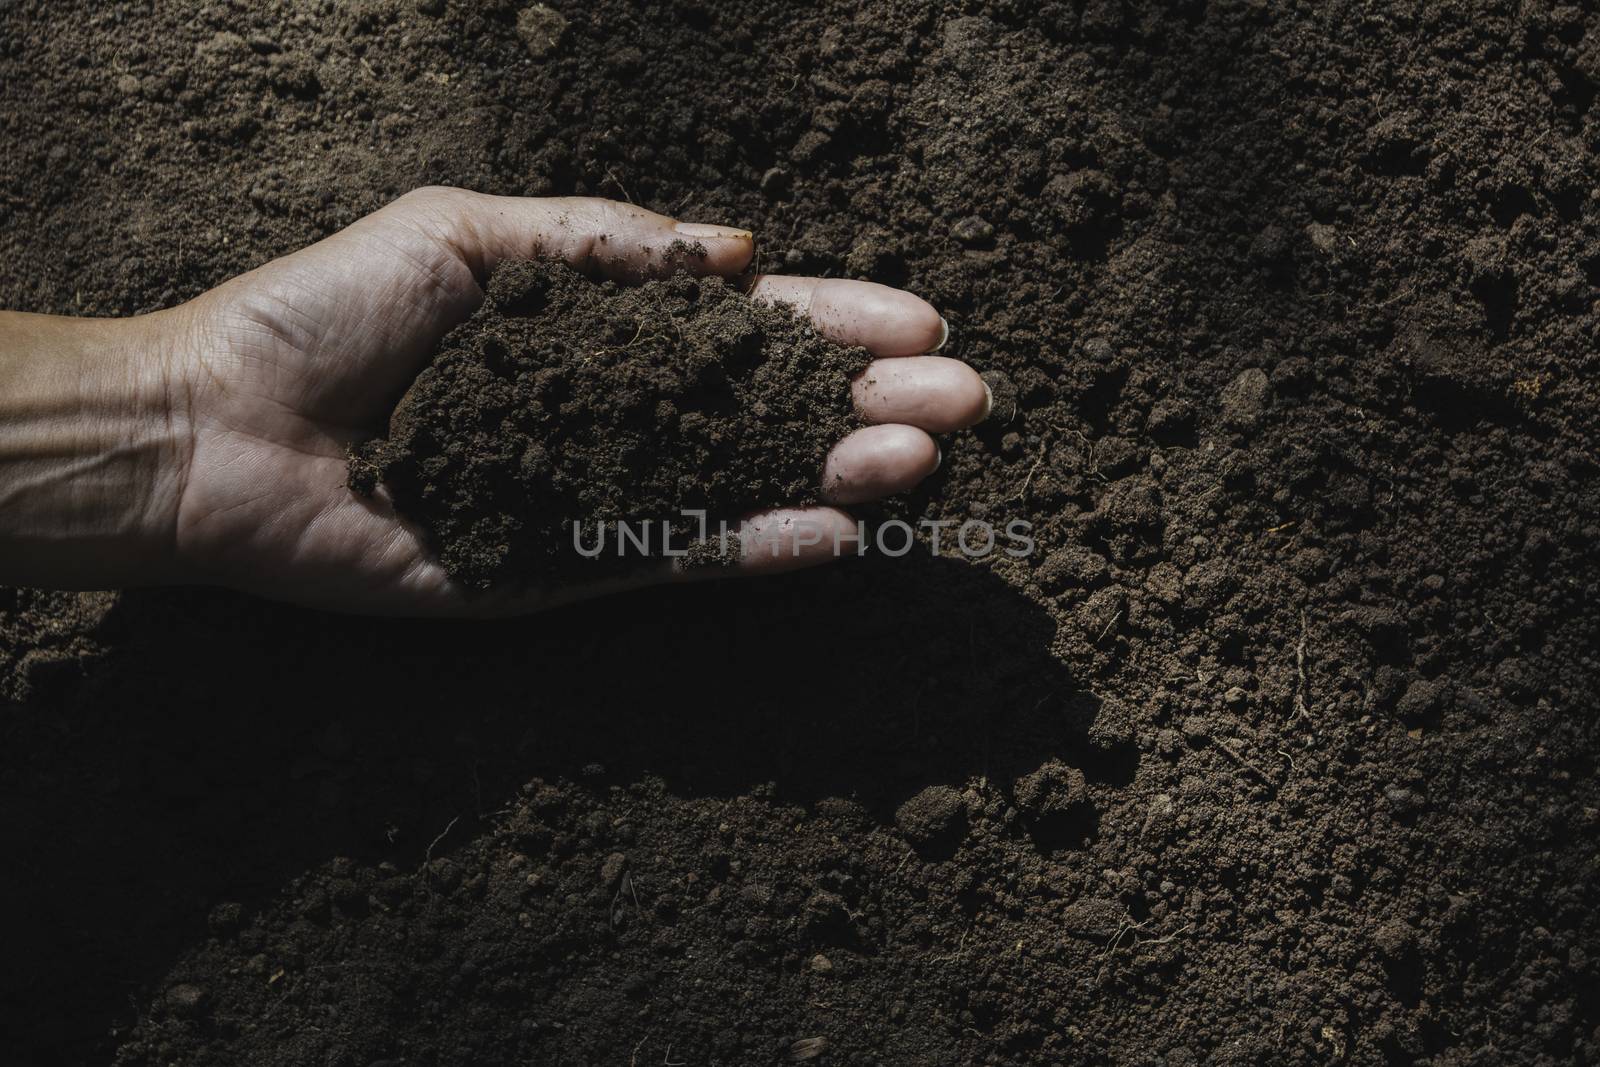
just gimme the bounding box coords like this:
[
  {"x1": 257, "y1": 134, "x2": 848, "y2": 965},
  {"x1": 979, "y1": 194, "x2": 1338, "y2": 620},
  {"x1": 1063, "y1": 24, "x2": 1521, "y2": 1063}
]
[
  {"x1": 392, "y1": 186, "x2": 474, "y2": 229},
  {"x1": 401, "y1": 184, "x2": 466, "y2": 206}
]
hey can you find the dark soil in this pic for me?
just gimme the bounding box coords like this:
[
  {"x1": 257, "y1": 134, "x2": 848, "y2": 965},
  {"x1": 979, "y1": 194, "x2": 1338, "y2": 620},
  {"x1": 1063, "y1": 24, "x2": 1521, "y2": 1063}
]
[
  {"x1": 3, "y1": 1, "x2": 1600, "y2": 1066},
  {"x1": 349, "y1": 260, "x2": 866, "y2": 588}
]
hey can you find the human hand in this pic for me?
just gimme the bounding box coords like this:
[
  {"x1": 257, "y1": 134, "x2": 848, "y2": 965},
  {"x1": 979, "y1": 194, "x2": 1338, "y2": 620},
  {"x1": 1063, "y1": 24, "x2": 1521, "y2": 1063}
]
[{"x1": 0, "y1": 188, "x2": 990, "y2": 614}]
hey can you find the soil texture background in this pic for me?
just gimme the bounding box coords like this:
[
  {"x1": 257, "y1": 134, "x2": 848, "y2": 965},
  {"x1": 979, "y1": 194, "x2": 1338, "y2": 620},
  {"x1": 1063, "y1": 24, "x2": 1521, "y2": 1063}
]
[{"x1": 2, "y1": 1, "x2": 1599, "y2": 1065}]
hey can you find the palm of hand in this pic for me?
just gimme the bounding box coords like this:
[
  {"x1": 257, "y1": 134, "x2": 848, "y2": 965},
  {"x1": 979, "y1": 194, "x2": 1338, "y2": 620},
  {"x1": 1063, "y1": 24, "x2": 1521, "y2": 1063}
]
[{"x1": 171, "y1": 199, "x2": 475, "y2": 611}]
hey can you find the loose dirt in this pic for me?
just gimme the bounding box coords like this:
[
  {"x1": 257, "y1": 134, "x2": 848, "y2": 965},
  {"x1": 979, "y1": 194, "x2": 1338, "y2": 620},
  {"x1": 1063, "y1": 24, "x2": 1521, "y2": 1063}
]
[{"x1": 350, "y1": 259, "x2": 866, "y2": 587}]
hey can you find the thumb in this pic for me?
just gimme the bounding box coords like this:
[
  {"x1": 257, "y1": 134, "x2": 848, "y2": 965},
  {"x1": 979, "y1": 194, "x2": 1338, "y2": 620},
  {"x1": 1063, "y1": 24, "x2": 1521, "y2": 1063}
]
[
  {"x1": 376, "y1": 186, "x2": 755, "y2": 285},
  {"x1": 211, "y1": 187, "x2": 755, "y2": 427}
]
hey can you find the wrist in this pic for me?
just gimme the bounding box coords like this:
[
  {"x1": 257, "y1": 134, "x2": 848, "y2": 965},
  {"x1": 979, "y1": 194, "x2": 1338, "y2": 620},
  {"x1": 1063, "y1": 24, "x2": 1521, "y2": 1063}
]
[{"x1": 0, "y1": 308, "x2": 194, "y2": 588}]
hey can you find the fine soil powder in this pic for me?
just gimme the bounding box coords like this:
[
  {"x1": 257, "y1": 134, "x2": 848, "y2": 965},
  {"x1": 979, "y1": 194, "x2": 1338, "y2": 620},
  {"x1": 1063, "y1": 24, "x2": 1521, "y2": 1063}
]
[{"x1": 349, "y1": 260, "x2": 867, "y2": 588}]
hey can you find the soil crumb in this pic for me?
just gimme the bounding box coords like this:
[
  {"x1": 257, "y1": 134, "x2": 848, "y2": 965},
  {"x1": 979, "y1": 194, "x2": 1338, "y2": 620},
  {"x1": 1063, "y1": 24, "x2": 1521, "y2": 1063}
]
[{"x1": 349, "y1": 261, "x2": 867, "y2": 588}]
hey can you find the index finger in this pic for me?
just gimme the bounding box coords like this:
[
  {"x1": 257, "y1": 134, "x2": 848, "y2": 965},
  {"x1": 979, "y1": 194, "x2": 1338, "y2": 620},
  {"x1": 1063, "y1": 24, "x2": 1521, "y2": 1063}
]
[{"x1": 370, "y1": 187, "x2": 757, "y2": 285}]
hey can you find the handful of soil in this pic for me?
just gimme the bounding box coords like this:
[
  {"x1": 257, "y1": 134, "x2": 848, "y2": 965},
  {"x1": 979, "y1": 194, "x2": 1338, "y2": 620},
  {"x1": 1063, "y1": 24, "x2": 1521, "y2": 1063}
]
[{"x1": 349, "y1": 260, "x2": 868, "y2": 589}]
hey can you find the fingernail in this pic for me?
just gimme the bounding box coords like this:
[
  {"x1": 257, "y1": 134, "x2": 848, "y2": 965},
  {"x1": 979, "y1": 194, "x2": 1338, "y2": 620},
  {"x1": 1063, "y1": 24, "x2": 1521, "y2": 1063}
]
[
  {"x1": 981, "y1": 380, "x2": 994, "y2": 421},
  {"x1": 931, "y1": 316, "x2": 949, "y2": 352},
  {"x1": 674, "y1": 222, "x2": 753, "y2": 240},
  {"x1": 932, "y1": 444, "x2": 943, "y2": 472}
]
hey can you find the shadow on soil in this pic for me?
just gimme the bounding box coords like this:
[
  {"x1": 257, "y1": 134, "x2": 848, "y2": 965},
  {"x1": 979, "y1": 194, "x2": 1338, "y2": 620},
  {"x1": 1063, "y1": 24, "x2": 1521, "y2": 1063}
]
[{"x1": 3, "y1": 552, "x2": 1097, "y2": 1063}]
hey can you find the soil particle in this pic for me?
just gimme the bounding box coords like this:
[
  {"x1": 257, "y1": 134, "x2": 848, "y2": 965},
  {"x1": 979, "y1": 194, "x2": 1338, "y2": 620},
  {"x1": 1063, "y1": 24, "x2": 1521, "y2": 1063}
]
[
  {"x1": 1011, "y1": 758, "x2": 1087, "y2": 818},
  {"x1": 599, "y1": 852, "x2": 628, "y2": 888},
  {"x1": 1218, "y1": 366, "x2": 1271, "y2": 433},
  {"x1": 1060, "y1": 897, "x2": 1126, "y2": 940},
  {"x1": 1146, "y1": 396, "x2": 1197, "y2": 444},
  {"x1": 515, "y1": 4, "x2": 568, "y2": 60},
  {"x1": 978, "y1": 368, "x2": 1017, "y2": 423},
  {"x1": 162, "y1": 984, "x2": 208, "y2": 1019},
  {"x1": 1396, "y1": 677, "x2": 1449, "y2": 726},
  {"x1": 1384, "y1": 784, "x2": 1428, "y2": 818},
  {"x1": 1035, "y1": 543, "x2": 1111, "y2": 595},
  {"x1": 951, "y1": 215, "x2": 996, "y2": 248},
  {"x1": 893, "y1": 784, "x2": 968, "y2": 855},
  {"x1": 760, "y1": 166, "x2": 791, "y2": 199}
]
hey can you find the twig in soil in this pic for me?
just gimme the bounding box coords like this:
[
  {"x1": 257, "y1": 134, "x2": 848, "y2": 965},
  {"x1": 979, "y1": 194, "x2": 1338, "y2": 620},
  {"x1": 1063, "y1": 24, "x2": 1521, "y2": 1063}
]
[
  {"x1": 1139, "y1": 923, "x2": 1194, "y2": 948},
  {"x1": 1095, "y1": 609, "x2": 1123, "y2": 646},
  {"x1": 604, "y1": 167, "x2": 635, "y2": 205},
  {"x1": 1213, "y1": 738, "x2": 1275, "y2": 784},
  {"x1": 1104, "y1": 919, "x2": 1193, "y2": 958},
  {"x1": 424, "y1": 815, "x2": 460, "y2": 864},
  {"x1": 929, "y1": 925, "x2": 971, "y2": 964},
  {"x1": 1014, "y1": 442, "x2": 1048, "y2": 500},
  {"x1": 610, "y1": 871, "x2": 643, "y2": 930},
  {"x1": 1069, "y1": 429, "x2": 1108, "y2": 483},
  {"x1": 1292, "y1": 609, "x2": 1310, "y2": 720},
  {"x1": 1376, "y1": 284, "x2": 1418, "y2": 308},
  {"x1": 1102, "y1": 919, "x2": 1148, "y2": 957}
]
